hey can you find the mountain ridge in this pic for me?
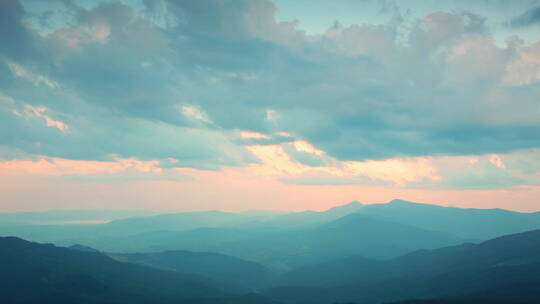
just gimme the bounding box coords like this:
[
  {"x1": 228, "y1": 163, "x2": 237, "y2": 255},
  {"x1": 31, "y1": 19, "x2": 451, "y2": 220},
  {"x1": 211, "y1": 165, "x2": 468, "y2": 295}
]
[{"x1": 270, "y1": 229, "x2": 540, "y2": 303}]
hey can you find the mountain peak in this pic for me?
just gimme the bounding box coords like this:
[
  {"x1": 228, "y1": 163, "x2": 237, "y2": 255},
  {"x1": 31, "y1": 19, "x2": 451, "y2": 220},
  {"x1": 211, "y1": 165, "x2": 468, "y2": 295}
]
[
  {"x1": 69, "y1": 244, "x2": 100, "y2": 253},
  {"x1": 321, "y1": 201, "x2": 364, "y2": 218},
  {"x1": 326, "y1": 201, "x2": 363, "y2": 212},
  {"x1": 387, "y1": 199, "x2": 417, "y2": 205}
]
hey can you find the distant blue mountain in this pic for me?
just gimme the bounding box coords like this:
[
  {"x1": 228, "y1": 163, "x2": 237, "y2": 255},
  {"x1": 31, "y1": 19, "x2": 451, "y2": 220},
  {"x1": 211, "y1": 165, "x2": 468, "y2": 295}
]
[
  {"x1": 101, "y1": 201, "x2": 365, "y2": 234},
  {"x1": 2, "y1": 199, "x2": 540, "y2": 274},
  {"x1": 0, "y1": 210, "x2": 157, "y2": 226},
  {"x1": 355, "y1": 199, "x2": 540, "y2": 240},
  {"x1": 81, "y1": 212, "x2": 460, "y2": 272},
  {"x1": 220, "y1": 213, "x2": 460, "y2": 270}
]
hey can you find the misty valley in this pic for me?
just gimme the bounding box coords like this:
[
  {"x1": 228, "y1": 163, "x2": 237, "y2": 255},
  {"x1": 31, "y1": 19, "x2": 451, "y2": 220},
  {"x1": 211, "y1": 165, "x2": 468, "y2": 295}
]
[{"x1": 1, "y1": 200, "x2": 540, "y2": 304}]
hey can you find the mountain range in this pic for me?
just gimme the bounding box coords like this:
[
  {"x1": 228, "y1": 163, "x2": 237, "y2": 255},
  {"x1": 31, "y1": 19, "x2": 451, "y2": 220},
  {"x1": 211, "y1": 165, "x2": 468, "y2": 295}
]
[
  {"x1": 355, "y1": 199, "x2": 540, "y2": 240},
  {"x1": 0, "y1": 237, "x2": 229, "y2": 304},
  {"x1": 107, "y1": 250, "x2": 274, "y2": 292},
  {"x1": 269, "y1": 229, "x2": 540, "y2": 303},
  {"x1": 2, "y1": 199, "x2": 540, "y2": 273},
  {"x1": 2, "y1": 227, "x2": 540, "y2": 304}
]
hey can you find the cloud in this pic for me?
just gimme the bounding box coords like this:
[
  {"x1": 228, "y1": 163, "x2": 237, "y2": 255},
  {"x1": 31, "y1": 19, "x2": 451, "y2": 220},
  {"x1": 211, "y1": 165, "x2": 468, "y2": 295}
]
[
  {"x1": 0, "y1": 0, "x2": 39, "y2": 61},
  {"x1": 0, "y1": 156, "x2": 194, "y2": 183},
  {"x1": 63, "y1": 171, "x2": 193, "y2": 183},
  {"x1": 446, "y1": 163, "x2": 531, "y2": 190},
  {"x1": 504, "y1": 40, "x2": 540, "y2": 85},
  {"x1": 508, "y1": 6, "x2": 540, "y2": 28},
  {"x1": 0, "y1": 0, "x2": 539, "y2": 173},
  {"x1": 244, "y1": 140, "x2": 442, "y2": 187},
  {"x1": 0, "y1": 157, "x2": 162, "y2": 176},
  {"x1": 6, "y1": 60, "x2": 59, "y2": 88},
  {"x1": 280, "y1": 173, "x2": 383, "y2": 186},
  {"x1": 12, "y1": 104, "x2": 68, "y2": 131},
  {"x1": 179, "y1": 105, "x2": 212, "y2": 124},
  {"x1": 242, "y1": 139, "x2": 540, "y2": 190},
  {"x1": 0, "y1": 92, "x2": 255, "y2": 168},
  {"x1": 283, "y1": 146, "x2": 326, "y2": 167},
  {"x1": 428, "y1": 150, "x2": 540, "y2": 190}
]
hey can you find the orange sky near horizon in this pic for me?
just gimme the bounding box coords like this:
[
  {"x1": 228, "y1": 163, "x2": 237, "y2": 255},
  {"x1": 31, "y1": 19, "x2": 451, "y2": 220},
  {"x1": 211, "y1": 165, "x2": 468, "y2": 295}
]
[
  {"x1": 1, "y1": 147, "x2": 539, "y2": 213},
  {"x1": 2, "y1": 0, "x2": 540, "y2": 214}
]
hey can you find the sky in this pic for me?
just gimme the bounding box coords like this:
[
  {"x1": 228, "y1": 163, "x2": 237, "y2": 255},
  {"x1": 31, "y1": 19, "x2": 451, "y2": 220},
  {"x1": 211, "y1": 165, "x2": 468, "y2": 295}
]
[{"x1": 1, "y1": 0, "x2": 540, "y2": 212}]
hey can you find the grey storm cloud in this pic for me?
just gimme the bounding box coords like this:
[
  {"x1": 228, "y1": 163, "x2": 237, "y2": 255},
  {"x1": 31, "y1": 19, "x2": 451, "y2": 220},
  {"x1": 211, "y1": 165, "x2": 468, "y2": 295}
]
[
  {"x1": 508, "y1": 6, "x2": 540, "y2": 28},
  {"x1": 1, "y1": 0, "x2": 540, "y2": 169}
]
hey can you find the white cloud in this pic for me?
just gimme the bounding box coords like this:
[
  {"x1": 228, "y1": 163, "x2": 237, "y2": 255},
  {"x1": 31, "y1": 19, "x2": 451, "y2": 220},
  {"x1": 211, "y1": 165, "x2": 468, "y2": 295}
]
[
  {"x1": 6, "y1": 61, "x2": 59, "y2": 89},
  {"x1": 19, "y1": 105, "x2": 69, "y2": 132},
  {"x1": 179, "y1": 105, "x2": 212, "y2": 123}
]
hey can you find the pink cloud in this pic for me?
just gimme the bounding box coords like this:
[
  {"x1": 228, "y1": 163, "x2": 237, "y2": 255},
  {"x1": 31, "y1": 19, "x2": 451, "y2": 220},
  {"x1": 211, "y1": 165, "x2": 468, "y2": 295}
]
[
  {"x1": 245, "y1": 141, "x2": 440, "y2": 185},
  {"x1": 0, "y1": 157, "x2": 161, "y2": 176},
  {"x1": 504, "y1": 40, "x2": 540, "y2": 85},
  {"x1": 0, "y1": 143, "x2": 539, "y2": 212}
]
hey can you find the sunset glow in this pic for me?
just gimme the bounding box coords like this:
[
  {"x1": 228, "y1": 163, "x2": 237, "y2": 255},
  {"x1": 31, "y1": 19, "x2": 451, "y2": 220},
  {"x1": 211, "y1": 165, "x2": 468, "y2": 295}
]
[{"x1": 1, "y1": 0, "x2": 539, "y2": 212}]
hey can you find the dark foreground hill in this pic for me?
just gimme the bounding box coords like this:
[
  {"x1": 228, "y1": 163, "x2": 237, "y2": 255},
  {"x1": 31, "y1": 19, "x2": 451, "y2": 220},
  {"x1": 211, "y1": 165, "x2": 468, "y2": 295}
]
[
  {"x1": 0, "y1": 237, "x2": 276, "y2": 304},
  {"x1": 2, "y1": 228, "x2": 540, "y2": 304},
  {"x1": 269, "y1": 229, "x2": 540, "y2": 304},
  {"x1": 108, "y1": 250, "x2": 275, "y2": 292}
]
